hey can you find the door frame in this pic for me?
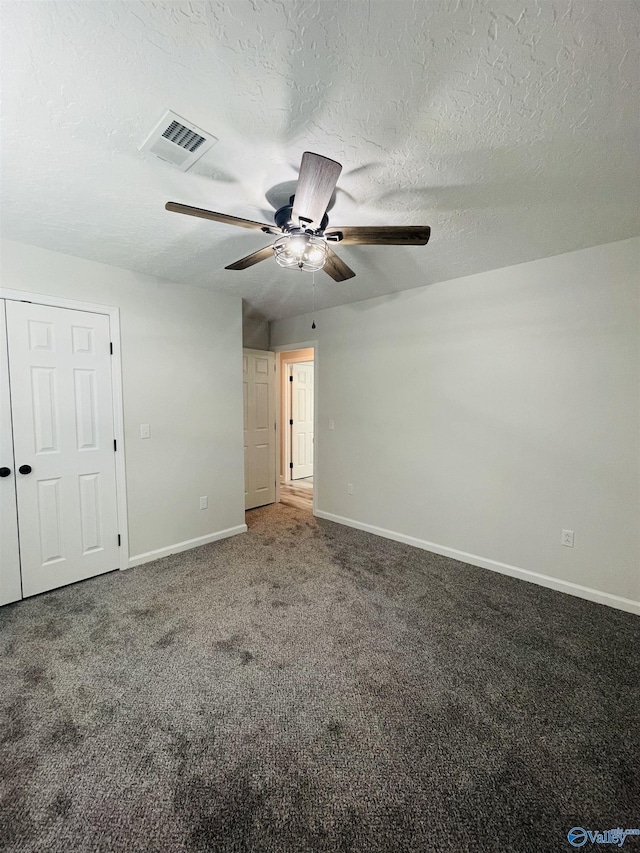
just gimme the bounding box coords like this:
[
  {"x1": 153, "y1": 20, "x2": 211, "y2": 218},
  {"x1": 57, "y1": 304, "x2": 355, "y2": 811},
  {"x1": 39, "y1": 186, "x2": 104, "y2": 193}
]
[
  {"x1": 272, "y1": 341, "x2": 318, "y2": 513},
  {"x1": 0, "y1": 288, "x2": 130, "y2": 572}
]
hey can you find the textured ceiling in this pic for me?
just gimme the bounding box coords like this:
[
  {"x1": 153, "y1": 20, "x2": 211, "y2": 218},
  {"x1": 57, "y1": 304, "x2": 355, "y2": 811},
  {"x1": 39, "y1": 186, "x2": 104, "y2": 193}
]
[{"x1": 1, "y1": 0, "x2": 638, "y2": 321}]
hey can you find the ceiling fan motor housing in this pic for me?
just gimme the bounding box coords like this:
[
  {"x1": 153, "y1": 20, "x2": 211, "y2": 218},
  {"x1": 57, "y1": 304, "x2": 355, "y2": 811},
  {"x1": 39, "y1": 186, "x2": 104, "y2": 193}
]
[{"x1": 274, "y1": 202, "x2": 329, "y2": 235}]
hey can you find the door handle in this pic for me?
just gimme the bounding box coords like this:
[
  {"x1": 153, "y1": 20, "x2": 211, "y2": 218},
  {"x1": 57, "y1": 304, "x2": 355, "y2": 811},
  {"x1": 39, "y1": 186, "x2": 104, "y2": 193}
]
[
  {"x1": 18, "y1": 465, "x2": 32, "y2": 475},
  {"x1": 0, "y1": 466, "x2": 10, "y2": 477}
]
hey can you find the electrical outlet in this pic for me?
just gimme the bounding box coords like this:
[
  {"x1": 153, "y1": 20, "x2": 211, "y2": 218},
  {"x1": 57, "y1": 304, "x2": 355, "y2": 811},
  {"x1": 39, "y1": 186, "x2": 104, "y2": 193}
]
[
  {"x1": 561, "y1": 529, "x2": 574, "y2": 547},
  {"x1": 347, "y1": 483, "x2": 354, "y2": 495},
  {"x1": 200, "y1": 496, "x2": 208, "y2": 510},
  {"x1": 140, "y1": 423, "x2": 150, "y2": 439},
  {"x1": 329, "y1": 419, "x2": 335, "y2": 430}
]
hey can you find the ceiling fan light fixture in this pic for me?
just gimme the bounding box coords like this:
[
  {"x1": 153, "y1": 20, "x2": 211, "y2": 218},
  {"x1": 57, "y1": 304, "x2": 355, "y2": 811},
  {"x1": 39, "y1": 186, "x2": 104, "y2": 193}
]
[
  {"x1": 273, "y1": 234, "x2": 327, "y2": 271},
  {"x1": 166, "y1": 151, "x2": 431, "y2": 282}
]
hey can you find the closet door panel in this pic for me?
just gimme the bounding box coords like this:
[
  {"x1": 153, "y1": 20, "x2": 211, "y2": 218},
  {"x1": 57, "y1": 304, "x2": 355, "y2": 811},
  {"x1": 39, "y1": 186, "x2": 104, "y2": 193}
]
[
  {"x1": 6, "y1": 301, "x2": 119, "y2": 597},
  {"x1": 0, "y1": 300, "x2": 22, "y2": 605}
]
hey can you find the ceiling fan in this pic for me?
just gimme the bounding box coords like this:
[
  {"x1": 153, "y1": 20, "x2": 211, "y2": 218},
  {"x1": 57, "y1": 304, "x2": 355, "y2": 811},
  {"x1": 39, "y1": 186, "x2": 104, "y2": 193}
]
[{"x1": 165, "y1": 152, "x2": 431, "y2": 282}]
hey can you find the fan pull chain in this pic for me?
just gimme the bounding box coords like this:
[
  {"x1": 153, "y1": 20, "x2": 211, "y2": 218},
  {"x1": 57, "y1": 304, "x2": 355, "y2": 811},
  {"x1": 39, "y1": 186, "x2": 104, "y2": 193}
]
[{"x1": 311, "y1": 272, "x2": 316, "y2": 330}]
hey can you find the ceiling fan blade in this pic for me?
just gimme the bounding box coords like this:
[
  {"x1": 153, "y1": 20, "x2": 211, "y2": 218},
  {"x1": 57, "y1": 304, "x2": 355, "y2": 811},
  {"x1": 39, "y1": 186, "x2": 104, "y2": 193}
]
[
  {"x1": 291, "y1": 152, "x2": 342, "y2": 229},
  {"x1": 165, "y1": 202, "x2": 275, "y2": 232},
  {"x1": 225, "y1": 245, "x2": 274, "y2": 271},
  {"x1": 324, "y1": 225, "x2": 431, "y2": 245},
  {"x1": 323, "y1": 247, "x2": 356, "y2": 282}
]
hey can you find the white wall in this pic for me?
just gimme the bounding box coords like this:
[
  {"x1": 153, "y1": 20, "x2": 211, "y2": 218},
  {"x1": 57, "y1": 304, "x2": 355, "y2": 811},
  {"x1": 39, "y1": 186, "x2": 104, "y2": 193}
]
[
  {"x1": 1, "y1": 239, "x2": 246, "y2": 564},
  {"x1": 242, "y1": 302, "x2": 270, "y2": 350},
  {"x1": 271, "y1": 238, "x2": 640, "y2": 612}
]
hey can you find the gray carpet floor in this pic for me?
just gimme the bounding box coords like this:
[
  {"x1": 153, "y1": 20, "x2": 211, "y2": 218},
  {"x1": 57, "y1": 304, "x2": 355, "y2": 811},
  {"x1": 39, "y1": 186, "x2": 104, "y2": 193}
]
[{"x1": 1, "y1": 503, "x2": 638, "y2": 853}]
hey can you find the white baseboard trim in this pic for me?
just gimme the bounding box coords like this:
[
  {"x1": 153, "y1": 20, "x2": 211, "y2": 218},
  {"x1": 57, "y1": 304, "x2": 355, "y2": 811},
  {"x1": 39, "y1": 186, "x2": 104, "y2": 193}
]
[
  {"x1": 314, "y1": 510, "x2": 640, "y2": 616},
  {"x1": 127, "y1": 524, "x2": 247, "y2": 569}
]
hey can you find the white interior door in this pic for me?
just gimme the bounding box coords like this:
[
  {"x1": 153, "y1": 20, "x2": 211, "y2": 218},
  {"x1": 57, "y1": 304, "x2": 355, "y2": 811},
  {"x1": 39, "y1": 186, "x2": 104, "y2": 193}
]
[
  {"x1": 6, "y1": 300, "x2": 120, "y2": 597},
  {"x1": 243, "y1": 349, "x2": 276, "y2": 510},
  {"x1": 291, "y1": 362, "x2": 314, "y2": 480},
  {"x1": 0, "y1": 301, "x2": 22, "y2": 605}
]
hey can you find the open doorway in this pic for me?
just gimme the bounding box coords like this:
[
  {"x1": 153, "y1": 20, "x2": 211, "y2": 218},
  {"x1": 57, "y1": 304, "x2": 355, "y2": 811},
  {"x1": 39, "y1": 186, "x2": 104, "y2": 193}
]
[{"x1": 277, "y1": 347, "x2": 315, "y2": 512}]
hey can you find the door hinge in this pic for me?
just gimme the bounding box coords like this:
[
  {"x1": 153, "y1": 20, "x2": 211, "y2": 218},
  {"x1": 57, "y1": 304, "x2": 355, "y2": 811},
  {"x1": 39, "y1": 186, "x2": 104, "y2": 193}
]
[
  {"x1": 117, "y1": 534, "x2": 121, "y2": 546},
  {"x1": 113, "y1": 439, "x2": 117, "y2": 451},
  {"x1": 110, "y1": 342, "x2": 113, "y2": 354},
  {"x1": 290, "y1": 462, "x2": 294, "y2": 469},
  {"x1": 289, "y1": 375, "x2": 293, "y2": 382},
  {"x1": 290, "y1": 419, "x2": 293, "y2": 426}
]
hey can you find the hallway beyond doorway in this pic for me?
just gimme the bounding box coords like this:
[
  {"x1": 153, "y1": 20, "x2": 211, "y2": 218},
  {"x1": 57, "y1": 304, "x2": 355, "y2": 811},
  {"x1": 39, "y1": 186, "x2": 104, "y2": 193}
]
[{"x1": 280, "y1": 476, "x2": 313, "y2": 511}]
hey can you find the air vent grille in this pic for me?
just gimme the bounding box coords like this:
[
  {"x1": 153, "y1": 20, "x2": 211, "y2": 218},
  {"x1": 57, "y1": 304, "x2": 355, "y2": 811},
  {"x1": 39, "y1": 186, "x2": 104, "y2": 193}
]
[
  {"x1": 139, "y1": 110, "x2": 217, "y2": 171},
  {"x1": 161, "y1": 121, "x2": 206, "y2": 153}
]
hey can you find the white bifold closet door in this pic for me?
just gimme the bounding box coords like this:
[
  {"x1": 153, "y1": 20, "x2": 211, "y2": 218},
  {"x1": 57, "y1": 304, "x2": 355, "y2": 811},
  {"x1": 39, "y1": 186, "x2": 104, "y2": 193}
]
[
  {"x1": 0, "y1": 301, "x2": 22, "y2": 605},
  {"x1": 1, "y1": 300, "x2": 120, "y2": 600}
]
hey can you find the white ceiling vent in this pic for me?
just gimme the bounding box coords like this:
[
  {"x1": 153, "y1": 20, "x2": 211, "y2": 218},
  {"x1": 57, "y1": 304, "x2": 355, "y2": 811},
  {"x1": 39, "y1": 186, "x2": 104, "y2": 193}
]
[{"x1": 139, "y1": 110, "x2": 217, "y2": 171}]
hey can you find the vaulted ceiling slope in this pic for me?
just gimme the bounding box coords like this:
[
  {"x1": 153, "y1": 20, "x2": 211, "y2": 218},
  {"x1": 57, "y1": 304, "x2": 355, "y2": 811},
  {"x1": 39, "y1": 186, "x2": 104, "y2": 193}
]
[{"x1": 1, "y1": 1, "x2": 638, "y2": 320}]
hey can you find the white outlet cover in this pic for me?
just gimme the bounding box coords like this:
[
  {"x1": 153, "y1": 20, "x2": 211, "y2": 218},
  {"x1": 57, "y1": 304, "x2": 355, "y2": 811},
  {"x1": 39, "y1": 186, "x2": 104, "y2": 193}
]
[
  {"x1": 561, "y1": 529, "x2": 574, "y2": 547},
  {"x1": 140, "y1": 423, "x2": 150, "y2": 439},
  {"x1": 200, "y1": 496, "x2": 208, "y2": 510}
]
